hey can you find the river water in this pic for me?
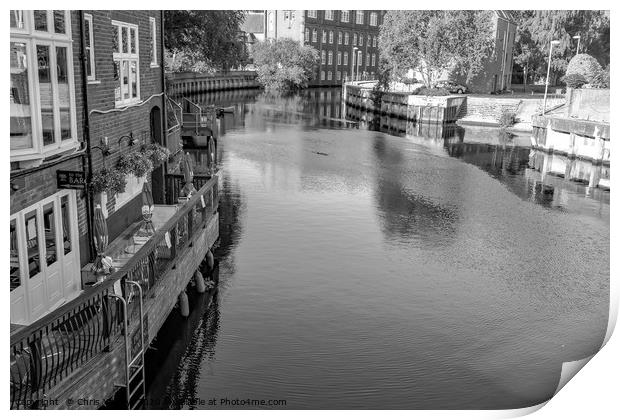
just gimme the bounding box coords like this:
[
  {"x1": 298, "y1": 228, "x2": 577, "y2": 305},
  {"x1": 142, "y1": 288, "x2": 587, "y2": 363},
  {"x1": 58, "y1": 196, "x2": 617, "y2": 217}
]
[{"x1": 145, "y1": 88, "x2": 609, "y2": 410}]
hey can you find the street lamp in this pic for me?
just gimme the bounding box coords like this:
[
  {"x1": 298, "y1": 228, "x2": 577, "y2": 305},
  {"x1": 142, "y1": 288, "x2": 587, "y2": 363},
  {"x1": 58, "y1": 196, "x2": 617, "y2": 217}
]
[
  {"x1": 573, "y1": 35, "x2": 581, "y2": 54},
  {"x1": 351, "y1": 47, "x2": 358, "y2": 81},
  {"x1": 543, "y1": 40, "x2": 561, "y2": 115}
]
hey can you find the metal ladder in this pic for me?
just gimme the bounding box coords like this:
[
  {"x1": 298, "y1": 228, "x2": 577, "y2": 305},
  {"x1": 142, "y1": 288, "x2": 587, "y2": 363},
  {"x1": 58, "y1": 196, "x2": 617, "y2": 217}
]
[{"x1": 112, "y1": 281, "x2": 146, "y2": 410}]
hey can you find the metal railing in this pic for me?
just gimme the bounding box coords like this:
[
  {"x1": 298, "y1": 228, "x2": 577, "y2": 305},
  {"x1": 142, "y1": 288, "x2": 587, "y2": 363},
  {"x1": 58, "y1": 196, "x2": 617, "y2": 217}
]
[
  {"x1": 181, "y1": 98, "x2": 216, "y2": 135},
  {"x1": 10, "y1": 176, "x2": 219, "y2": 409}
]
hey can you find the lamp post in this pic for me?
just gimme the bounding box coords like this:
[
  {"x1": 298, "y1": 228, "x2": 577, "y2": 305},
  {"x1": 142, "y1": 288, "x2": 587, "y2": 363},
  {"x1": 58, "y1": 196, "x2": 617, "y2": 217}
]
[
  {"x1": 573, "y1": 35, "x2": 581, "y2": 54},
  {"x1": 352, "y1": 47, "x2": 358, "y2": 81},
  {"x1": 543, "y1": 40, "x2": 560, "y2": 115}
]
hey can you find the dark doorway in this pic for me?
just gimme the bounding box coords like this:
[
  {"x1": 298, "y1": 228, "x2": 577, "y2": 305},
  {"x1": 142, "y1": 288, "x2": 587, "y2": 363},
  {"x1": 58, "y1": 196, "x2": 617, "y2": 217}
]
[{"x1": 150, "y1": 106, "x2": 165, "y2": 204}]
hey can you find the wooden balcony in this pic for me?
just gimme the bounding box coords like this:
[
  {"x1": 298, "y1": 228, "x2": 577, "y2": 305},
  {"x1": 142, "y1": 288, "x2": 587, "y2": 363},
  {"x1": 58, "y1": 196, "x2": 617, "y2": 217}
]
[{"x1": 10, "y1": 176, "x2": 219, "y2": 409}]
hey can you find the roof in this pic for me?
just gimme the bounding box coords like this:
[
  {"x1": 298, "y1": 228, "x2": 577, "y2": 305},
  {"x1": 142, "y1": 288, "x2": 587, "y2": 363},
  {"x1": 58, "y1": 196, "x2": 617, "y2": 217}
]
[{"x1": 241, "y1": 12, "x2": 265, "y2": 34}]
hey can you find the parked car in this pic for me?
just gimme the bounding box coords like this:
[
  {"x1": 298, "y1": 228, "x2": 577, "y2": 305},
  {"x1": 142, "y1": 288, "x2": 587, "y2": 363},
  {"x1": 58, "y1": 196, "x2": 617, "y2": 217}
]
[{"x1": 434, "y1": 80, "x2": 468, "y2": 94}]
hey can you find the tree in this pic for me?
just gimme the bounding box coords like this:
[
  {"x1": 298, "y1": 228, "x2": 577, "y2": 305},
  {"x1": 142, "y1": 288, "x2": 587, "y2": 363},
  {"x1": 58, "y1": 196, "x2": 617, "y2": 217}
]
[
  {"x1": 378, "y1": 11, "x2": 495, "y2": 88},
  {"x1": 164, "y1": 10, "x2": 247, "y2": 71},
  {"x1": 252, "y1": 39, "x2": 319, "y2": 92},
  {"x1": 513, "y1": 10, "x2": 609, "y2": 84}
]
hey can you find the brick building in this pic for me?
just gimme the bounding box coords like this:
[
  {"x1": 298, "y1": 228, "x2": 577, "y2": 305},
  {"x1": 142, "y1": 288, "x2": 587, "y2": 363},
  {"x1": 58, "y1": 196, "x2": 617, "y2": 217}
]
[
  {"x1": 9, "y1": 10, "x2": 166, "y2": 326},
  {"x1": 264, "y1": 10, "x2": 384, "y2": 86}
]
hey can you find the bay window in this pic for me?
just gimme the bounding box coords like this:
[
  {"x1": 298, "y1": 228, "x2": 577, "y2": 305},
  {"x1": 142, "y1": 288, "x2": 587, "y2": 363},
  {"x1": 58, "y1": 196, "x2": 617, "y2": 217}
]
[
  {"x1": 10, "y1": 10, "x2": 77, "y2": 163},
  {"x1": 113, "y1": 20, "x2": 140, "y2": 106}
]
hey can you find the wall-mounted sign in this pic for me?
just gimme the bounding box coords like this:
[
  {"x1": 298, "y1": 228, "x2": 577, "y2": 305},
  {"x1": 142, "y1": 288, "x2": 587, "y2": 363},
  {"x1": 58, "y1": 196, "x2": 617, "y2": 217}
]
[{"x1": 56, "y1": 170, "x2": 86, "y2": 189}]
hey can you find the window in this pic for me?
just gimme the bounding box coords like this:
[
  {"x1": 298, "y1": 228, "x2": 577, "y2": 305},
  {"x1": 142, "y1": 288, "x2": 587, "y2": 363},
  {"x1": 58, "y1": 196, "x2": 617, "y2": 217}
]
[
  {"x1": 371, "y1": 53, "x2": 376, "y2": 67},
  {"x1": 341, "y1": 10, "x2": 350, "y2": 22},
  {"x1": 368, "y1": 35, "x2": 372, "y2": 47},
  {"x1": 322, "y1": 30, "x2": 327, "y2": 43},
  {"x1": 359, "y1": 34, "x2": 363, "y2": 46},
  {"x1": 356, "y1": 11, "x2": 364, "y2": 24},
  {"x1": 321, "y1": 50, "x2": 326, "y2": 65},
  {"x1": 336, "y1": 71, "x2": 341, "y2": 80},
  {"x1": 337, "y1": 51, "x2": 342, "y2": 65},
  {"x1": 344, "y1": 32, "x2": 349, "y2": 45},
  {"x1": 366, "y1": 54, "x2": 370, "y2": 67},
  {"x1": 343, "y1": 71, "x2": 347, "y2": 81},
  {"x1": 328, "y1": 51, "x2": 333, "y2": 65},
  {"x1": 344, "y1": 52, "x2": 349, "y2": 66},
  {"x1": 84, "y1": 14, "x2": 96, "y2": 80},
  {"x1": 307, "y1": 10, "x2": 317, "y2": 18},
  {"x1": 329, "y1": 31, "x2": 334, "y2": 44},
  {"x1": 328, "y1": 71, "x2": 332, "y2": 81},
  {"x1": 284, "y1": 11, "x2": 289, "y2": 20},
  {"x1": 373, "y1": 36, "x2": 377, "y2": 47},
  {"x1": 112, "y1": 20, "x2": 140, "y2": 106},
  {"x1": 325, "y1": 10, "x2": 334, "y2": 20},
  {"x1": 353, "y1": 33, "x2": 357, "y2": 45},
  {"x1": 312, "y1": 29, "x2": 317, "y2": 42},
  {"x1": 370, "y1": 12, "x2": 378, "y2": 26},
  {"x1": 149, "y1": 17, "x2": 157, "y2": 67},
  {"x1": 305, "y1": 28, "x2": 310, "y2": 42},
  {"x1": 321, "y1": 71, "x2": 325, "y2": 80},
  {"x1": 338, "y1": 31, "x2": 342, "y2": 44},
  {"x1": 10, "y1": 10, "x2": 77, "y2": 162},
  {"x1": 10, "y1": 219, "x2": 21, "y2": 291}
]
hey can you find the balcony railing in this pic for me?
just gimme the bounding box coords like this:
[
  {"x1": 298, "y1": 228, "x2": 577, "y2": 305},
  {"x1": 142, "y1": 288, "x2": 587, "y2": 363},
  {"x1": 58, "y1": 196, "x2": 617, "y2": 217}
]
[{"x1": 10, "y1": 176, "x2": 219, "y2": 409}]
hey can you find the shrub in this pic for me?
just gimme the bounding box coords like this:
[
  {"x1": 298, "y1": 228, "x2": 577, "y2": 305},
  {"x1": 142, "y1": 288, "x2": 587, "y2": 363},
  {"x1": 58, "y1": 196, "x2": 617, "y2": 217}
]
[
  {"x1": 565, "y1": 54, "x2": 603, "y2": 84},
  {"x1": 498, "y1": 110, "x2": 517, "y2": 129},
  {"x1": 588, "y1": 66, "x2": 610, "y2": 88},
  {"x1": 563, "y1": 73, "x2": 588, "y2": 89},
  {"x1": 117, "y1": 151, "x2": 154, "y2": 178},
  {"x1": 413, "y1": 86, "x2": 450, "y2": 96}
]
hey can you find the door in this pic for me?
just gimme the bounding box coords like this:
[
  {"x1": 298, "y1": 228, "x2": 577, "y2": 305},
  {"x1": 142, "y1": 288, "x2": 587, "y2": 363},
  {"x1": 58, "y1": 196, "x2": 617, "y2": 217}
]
[
  {"x1": 41, "y1": 198, "x2": 63, "y2": 310},
  {"x1": 10, "y1": 217, "x2": 28, "y2": 324},
  {"x1": 60, "y1": 192, "x2": 79, "y2": 299},
  {"x1": 22, "y1": 207, "x2": 47, "y2": 321}
]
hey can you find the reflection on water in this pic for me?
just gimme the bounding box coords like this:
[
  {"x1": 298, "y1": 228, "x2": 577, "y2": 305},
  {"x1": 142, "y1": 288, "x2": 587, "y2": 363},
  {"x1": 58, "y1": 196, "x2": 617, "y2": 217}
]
[{"x1": 146, "y1": 88, "x2": 609, "y2": 409}]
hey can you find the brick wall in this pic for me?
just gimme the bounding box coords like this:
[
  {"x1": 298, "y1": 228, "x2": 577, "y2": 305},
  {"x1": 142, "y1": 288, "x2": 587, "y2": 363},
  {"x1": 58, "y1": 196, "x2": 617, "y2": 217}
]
[
  {"x1": 84, "y1": 10, "x2": 165, "y2": 237},
  {"x1": 457, "y1": 97, "x2": 522, "y2": 124}
]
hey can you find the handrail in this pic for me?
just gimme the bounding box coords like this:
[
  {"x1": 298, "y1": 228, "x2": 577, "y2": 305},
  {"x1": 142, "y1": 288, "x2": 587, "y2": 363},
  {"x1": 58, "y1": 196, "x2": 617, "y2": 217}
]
[{"x1": 10, "y1": 175, "x2": 218, "y2": 346}]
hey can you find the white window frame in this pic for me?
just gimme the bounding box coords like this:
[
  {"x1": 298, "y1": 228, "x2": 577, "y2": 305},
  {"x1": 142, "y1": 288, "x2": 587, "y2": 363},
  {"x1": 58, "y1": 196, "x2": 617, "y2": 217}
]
[
  {"x1": 344, "y1": 52, "x2": 349, "y2": 66},
  {"x1": 325, "y1": 10, "x2": 334, "y2": 21},
  {"x1": 329, "y1": 31, "x2": 333, "y2": 44},
  {"x1": 337, "y1": 52, "x2": 342, "y2": 65},
  {"x1": 307, "y1": 10, "x2": 317, "y2": 19},
  {"x1": 328, "y1": 71, "x2": 332, "y2": 81},
  {"x1": 149, "y1": 17, "x2": 158, "y2": 67},
  {"x1": 372, "y1": 53, "x2": 376, "y2": 67},
  {"x1": 320, "y1": 71, "x2": 325, "y2": 81},
  {"x1": 10, "y1": 10, "x2": 78, "y2": 163},
  {"x1": 312, "y1": 29, "x2": 317, "y2": 43},
  {"x1": 328, "y1": 51, "x2": 333, "y2": 65},
  {"x1": 322, "y1": 30, "x2": 327, "y2": 43},
  {"x1": 341, "y1": 10, "x2": 349, "y2": 23},
  {"x1": 305, "y1": 28, "x2": 309, "y2": 42},
  {"x1": 356, "y1": 11, "x2": 365, "y2": 25},
  {"x1": 344, "y1": 32, "x2": 349, "y2": 45},
  {"x1": 84, "y1": 13, "x2": 96, "y2": 81},
  {"x1": 112, "y1": 20, "x2": 140, "y2": 107},
  {"x1": 338, "y1": 31, "x2": 342, "y2": 45},
  {"x1": 321, "y1": 50, "x2": 326, "y2": 65},
  {"x1": 370, "y1": 12, "x2": 378, "y2": 26}
]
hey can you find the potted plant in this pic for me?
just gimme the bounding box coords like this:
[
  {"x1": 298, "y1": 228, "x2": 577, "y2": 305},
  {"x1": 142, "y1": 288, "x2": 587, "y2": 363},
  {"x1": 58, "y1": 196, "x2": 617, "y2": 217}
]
[{"x1": 117, "y1": 150, "x2": 154, "y2": 178}]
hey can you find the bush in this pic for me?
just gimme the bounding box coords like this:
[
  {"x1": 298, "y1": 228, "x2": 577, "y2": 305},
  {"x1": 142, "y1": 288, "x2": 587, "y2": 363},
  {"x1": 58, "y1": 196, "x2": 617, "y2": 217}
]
[
  {"x1": 588, "y1": 66, "x2": 610, "y2": 88},
  {"x1": 565, "y1": 54, "x2": 603, "y2": 84},
  {"x1": 498, "y1": 110, "x2": 517, "y2": 129},
  {"x1": 413, "y1": 86, "x2": 450, "y2": 96},
  {"x1": 563, "y1": 73, "x2": 588, "y2": 89}
]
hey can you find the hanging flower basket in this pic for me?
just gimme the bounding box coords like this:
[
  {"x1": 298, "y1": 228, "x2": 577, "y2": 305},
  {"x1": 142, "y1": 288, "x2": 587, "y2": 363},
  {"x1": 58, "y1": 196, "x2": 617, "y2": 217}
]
[
  {"x1": 143, "y1": 143, "x2": 171, "y2": 167},
  {"x1": 117, "y1": 150, "x2": 154, "y2": 178},
  {"x1": 91, "y1": 167, "x2": 127, "y2": 196}
]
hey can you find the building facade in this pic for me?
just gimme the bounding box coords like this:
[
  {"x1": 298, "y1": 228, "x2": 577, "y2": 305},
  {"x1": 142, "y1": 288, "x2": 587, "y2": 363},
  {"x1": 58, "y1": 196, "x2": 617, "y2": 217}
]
[
  {"x1": 264, "y1": 10, "x2": 384, "y2": 86},
  {"x1": 9, "y1": 10, "x2": 166, "y2": 326}
]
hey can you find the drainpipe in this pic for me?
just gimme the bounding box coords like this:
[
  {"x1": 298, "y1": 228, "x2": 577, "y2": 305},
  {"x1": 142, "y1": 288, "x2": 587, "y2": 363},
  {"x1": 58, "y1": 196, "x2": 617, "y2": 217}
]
[
  {"x1": 160, "y1": 10, "x2": 168, "y2": 201},
  {"x1": 79, "y1": 10, "x2": 96, "y2": 260}
]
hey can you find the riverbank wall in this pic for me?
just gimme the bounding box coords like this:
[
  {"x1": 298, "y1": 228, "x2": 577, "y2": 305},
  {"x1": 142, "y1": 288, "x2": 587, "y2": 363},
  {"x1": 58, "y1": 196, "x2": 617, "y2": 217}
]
[
  {"x1": 166, "y1": 71, "x2": 260, "y2": 97},
  {"x1": 530, "y1": 88, "x2": 610, "y2": 189}
]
